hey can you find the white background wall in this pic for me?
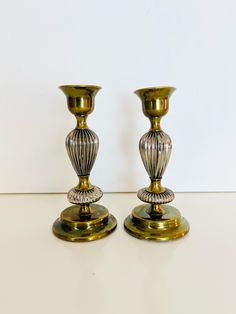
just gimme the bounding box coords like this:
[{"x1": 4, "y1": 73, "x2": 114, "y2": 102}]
[{"x1": 0, "y1": 0, "x2": 235, "y2": 193}]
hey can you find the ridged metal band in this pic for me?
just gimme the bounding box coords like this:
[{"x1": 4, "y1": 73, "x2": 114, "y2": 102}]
[
  {"x1": 66, "y1": 128, "x2": 99, "y2": 176},
  {"x1": 137, "y1": 188, "x2": 175, "y2": 204},
  {"x1": 67, "y1": 186, "x2": 103, "y2": 205}
]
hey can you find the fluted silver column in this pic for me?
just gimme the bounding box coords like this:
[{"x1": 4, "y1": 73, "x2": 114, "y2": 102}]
[{"x1": 66, "y1": 128, "x2": 103, "y2": 205}]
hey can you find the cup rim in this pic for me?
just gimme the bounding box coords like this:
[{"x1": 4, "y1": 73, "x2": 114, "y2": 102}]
[
  {"x1": 59, "y1": 84, "x2": 101, "y2": 90},
  {"x1": 134, "y1": 86, "x2": 176, "y2": 96}
]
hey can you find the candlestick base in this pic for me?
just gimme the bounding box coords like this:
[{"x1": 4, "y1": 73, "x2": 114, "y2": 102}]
[
  {"x1": 124, "y1": 204, "x2": 189, "y2": 241},
  {"x1": 53, "y1": 204, "x2": 117, "y2": 242}
]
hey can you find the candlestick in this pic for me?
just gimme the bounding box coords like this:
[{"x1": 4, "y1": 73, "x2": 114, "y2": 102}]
[
  {"x1": 124, "y1": 86, "x2": 189, "y2": 241},
  {"x1": 53, "y1": 85, "x2": 117, "y2": 241}
]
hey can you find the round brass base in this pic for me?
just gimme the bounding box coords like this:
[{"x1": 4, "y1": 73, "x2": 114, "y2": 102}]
[
  {"x1": 53, "y1": 204, "x2": 117, "y2": 242},
  {"x1": 124, "y1": 204, "x2": 189, "y2": 241}
]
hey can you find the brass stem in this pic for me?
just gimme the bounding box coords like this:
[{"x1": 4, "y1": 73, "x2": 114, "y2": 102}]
[
  {"x1": 77, "y1": 176, "x2": 93, "y2": 191},
  {"x1": 150, "y1": 204, "x2": 165, "y2": 216},
  {"x1": 147, "y1": 179, "x2": 164, "y2": 193},
  {"x1": 76, "y1": 115, "x2": 88, "y2": 129},
  {"x1": 150, "y1": 117, "x2": 161, "y2": 131},
  {"x1": 79, "y1": 204, "x2": 92, "y2": 216}
]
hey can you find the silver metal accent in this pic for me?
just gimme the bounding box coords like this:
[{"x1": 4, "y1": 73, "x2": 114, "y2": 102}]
[
  {"x1": 66, "y1": 128, "x2": 99, "y2": 176},
  {"x1": 137, "y1": 187, "x2": 174, "y2": 204},
  {"x1": 67, "y1": 186, "x2": 103, "y2": 204},
  {"x1": 139, "y1": 130, "x2": 172, "y2": 179}
]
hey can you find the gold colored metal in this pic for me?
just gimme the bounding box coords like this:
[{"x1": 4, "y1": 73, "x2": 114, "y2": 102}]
[
  {"x1": 76, "y1": 116, "x2": 88, "y2": 129},
  {"x1": 137, "y1": 86, "x2": 173, "y2": 118},
  {"x1": 124, "y1": 86, "x2": 189, "y2": 241},
  {"x1": 53, "y1": 204, "x2": 117, "y2": 242},
  {"x1": 150, "y1": 117, "x2": 161, "y2": 131},
  {"x1": 124, "y1": 204, "x2": 189, "y2": 241},
  {"x1": 76, "y1": 176, "x2": 93, "y2": 191},
  {"x1": 147, "y1": 179, "x2": 164, "y2": 193},
  {"x1": 52, "y1": 85, "x2": 117, "y2": 242}
]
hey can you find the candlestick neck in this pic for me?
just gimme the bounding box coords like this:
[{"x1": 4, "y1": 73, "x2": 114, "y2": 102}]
[
  {"x1": 150, "y1": 117, "x2": 161, "y2": 131},
  {"x1": 147, "y1": 179, "x2": 164, "y2": 193},
  {"x1": 76, "y1": 115, "x2": 88, "y2": 129},
  {"x1": 76, "y1": 176, "x2": 93, "y2": 191}
]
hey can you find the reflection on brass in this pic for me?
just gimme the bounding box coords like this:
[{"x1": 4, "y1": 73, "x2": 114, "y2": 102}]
[
  {"x1": 53, "y1": 85, "x2": 117, "y2": 242},
  {"x1": 124, "y1": 86, "x2": 189, "y2": 241}
]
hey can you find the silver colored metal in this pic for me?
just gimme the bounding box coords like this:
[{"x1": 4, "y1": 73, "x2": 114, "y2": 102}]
[
  {"x1": 66, "y1": 122, "x2": 103, "y2": 204},
  {"x1": 66, "y1": 128, "x2": 99, "y2": 177},
  {"x1": 137, "y1": 187, "x2": 174, "y2": 204},
  {"x1": 138, "y1": 129, "x2": 174, "y2": 204},
  {"x1": 67, "y1": 186, "x2": 103, "y2": 204},
  {"x1": 139, "y1": 130, "x2": 172, "y2": 180}
]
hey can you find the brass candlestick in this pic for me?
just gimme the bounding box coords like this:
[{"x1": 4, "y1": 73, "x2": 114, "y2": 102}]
[
  {"x1": 124, "y1": 86, "x2": 189, "y2": 241},
  {"x1": 53, "y1": 85, "x2": 117, "y2": 241}
]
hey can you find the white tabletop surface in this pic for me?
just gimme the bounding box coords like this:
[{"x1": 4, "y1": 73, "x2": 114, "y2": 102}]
[{"x1": 0, "y1": 192, "x2": 235, "y2": 314}]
